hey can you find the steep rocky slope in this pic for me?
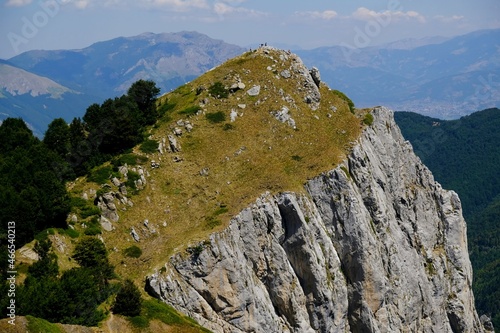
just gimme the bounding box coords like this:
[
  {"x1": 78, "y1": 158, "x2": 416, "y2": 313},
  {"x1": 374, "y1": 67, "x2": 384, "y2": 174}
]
[
  {"x1": 55, "y1": 46, "x2": 490, "y2": 332},
  {"x1": 146, "y1": 107, "x2": 488, "y2": 332}
]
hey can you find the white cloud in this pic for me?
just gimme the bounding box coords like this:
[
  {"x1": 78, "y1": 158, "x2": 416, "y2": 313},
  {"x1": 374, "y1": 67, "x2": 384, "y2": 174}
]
[
  {"x1": 434, "y1": 15, "x2": 465, "y2": 23},
  {"x1": 219, "y1": 0, "x2": 246, "y2": 3},
  {"x1": 73, "y1": 0, "x2": 90, "y2": 9},
  {"x1": 352, "y1": 7, "x2": 426, "y2": 24},
  {"x1": 140, "y1": 0, "x2": 209, "y2": 11},
  {"x1": 5, "y1": 0, "x2": 32, "y2": 7},
  {"x1": 295, "y1": 10, "x2": 338, "y2": 20},
  {"x1": 213, "y1": 2, "x2": 266, "y2": 18}
]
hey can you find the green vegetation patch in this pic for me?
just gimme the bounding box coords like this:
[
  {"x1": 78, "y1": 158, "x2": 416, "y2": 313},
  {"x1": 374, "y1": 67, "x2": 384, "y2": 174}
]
[
  {"x1": 223, "y1": 123, "x2": 235, "y2": 131},
  {"x1": 83, "y1": 216, "x2": 102, "y2": 236},
  {"x1": 139, "y1": 139, "x2": 158, "y2": 154},
  {"x1": 61, "y1": 228, "x2": 80, "y2": 238},
  {"x1": 363, "y1": 113, "x2": 374, "y2": 126},
  {"x1": 70, "y1": 196, "x2": 100, "y2": 219},
  {"x1": 88, "y1": 165, "x2": 118, "y2": 184},
  {"x1": 123, "y1": 245, "x2": 142, "y2": 258},
  {"x1": 206, "y1": 111, "x2": 226, "y2": 123},
  {"x1": 26, "y1": 315, "x2": 65, "y2": 333},
  {"x1": 141, "y1": 299, "x2": 212, "y2": 332},
  {"x1": 179, "y1": 105, "x2": 201, "y2": 116},
  {"x1": 332, "y1": 90, "x2": 355, "y2": 113},
  {"x1": 158, "y1": 101, "x2": 177, "y2": 116},
  {"x1": 208, "y1": 81, "x2": 229, "y2": 99},
  {"x1": 111, "y1": 153, "x2": 148, "y2": 168},
  {"x1": 128, "y1": 315, "x2": 150, "y2": 328}
]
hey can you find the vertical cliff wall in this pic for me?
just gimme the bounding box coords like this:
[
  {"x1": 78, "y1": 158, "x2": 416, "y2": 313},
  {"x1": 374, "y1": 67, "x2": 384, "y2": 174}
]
[{"x1": 146, "y1": 107, "x2": 487, "y2": 333}]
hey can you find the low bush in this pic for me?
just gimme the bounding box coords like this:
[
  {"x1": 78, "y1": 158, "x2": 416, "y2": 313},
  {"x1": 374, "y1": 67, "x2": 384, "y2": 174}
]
[
  {"x1": 111, "y1": 154, "x2": 148, "y2": 168},
  {"x1": 123, "y1": 245, "x2": 142, "y2": 258},
  {"x1": 363, "y1": 113, "x2": 374, "y2": 126},
  {"x1": 208, "y1": 82, "x2": 228, "y2": 99},
  {"x1": 139, "y1": 139, "x2": 158, "y2": 154},
  {"x1": 206, "y1": 111, "x2": 226, "y2": 123},
  {"x1": 88, "y1": 166, "x2": 118, "y2": 184},
  {"x1": 179, "y1": 105, "x2": 201, "y2": 116}
]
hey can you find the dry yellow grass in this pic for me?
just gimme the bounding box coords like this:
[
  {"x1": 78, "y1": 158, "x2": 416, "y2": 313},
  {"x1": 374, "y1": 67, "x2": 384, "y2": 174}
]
[{"x1": 69, "y1": 48, "x2": 364, "y2": 285}]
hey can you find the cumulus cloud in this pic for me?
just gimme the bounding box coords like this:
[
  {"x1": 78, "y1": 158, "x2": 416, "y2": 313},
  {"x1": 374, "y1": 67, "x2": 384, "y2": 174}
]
[
  {"x1": 295, "y1": 10, "x2": 338, "y2": 20},
  {"x1": 73, "y1": 0, "x2": 90, "y2": 9},
  {"x1": 434, "y1": 15, "x2": 465, "y2": 23},
  {"x1": 140, "y1": 0, "x2": 209, "y2": 11},
  {"x1": 213, "y1": 2, "x2": 266, "y2": 18},
  {"x1": 352, "y1": 7, "x2": 426, "y2": 23},
  {"x1": 5, "y1": 0, "x2": 32, "y2": 6}
]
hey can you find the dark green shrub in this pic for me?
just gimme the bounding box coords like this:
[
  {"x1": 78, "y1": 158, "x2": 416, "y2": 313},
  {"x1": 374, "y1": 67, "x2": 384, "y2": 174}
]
[
  {"x1": 363, "y1": 113, "x2": 374, "y2": 126},
  {"x1": 84, "y1": 226, "x2": 102, "y2": 236},
  {"x1": 63, "y1": 228, "x2": 80, "y2": 238},
  {"x1": 158, "y1": 101, "x2": 176, "y2": 116},
  {"x1": 332, "y1": 90, "x2": 355, "y2": 113},
  {"x1": 208, "y1": 82, "x2": 228, "y2": 99},
  {"x1": 72, "y1": 236, "x2": 114, "y2": 286},
  {"x1": 88, "y1": 166, "x2": 118, "y2": 184},
  {"x1": 223, "y1": 123, "x2": 235, "y2": 131},
  {"x1": 128, "y1": 316, "x2": 149, "y2": 328},
  {"x1": 179, "y1": 105, "x2": 201, "y2": 116},
  {"x1": 206, "y1": 111, "x2": 226, "y2": 123},
  {"x1": 111, "y1": 154, "x2": 148, "y2": 168},
  {"x1": 125, "y1": 170, "x2": 141, "y2": 188},
  {"x1": 79, "y1": 205, "x2": 101, "y2": 219},
  {"x1": 70, "y1": 197, "x2": 88, "y2": 209},
  {"x1": 214, "y1": 207, "x2": 228, "y2": 215},
  {"x1": 139, "y1": 139, "x2": 158, "y2": 154},
  {"x1": 205, "y1": 216, "x2": 221, "y2": 229},
  {"x1": 123, "y1": 245, "x2": 142, "y2": 258},
  {"x1": 112, "y1": 279, "x2": 142, "y2": 317},
  {"x1": 186, "y1": 244, "x2": 204, "y2": 257}
]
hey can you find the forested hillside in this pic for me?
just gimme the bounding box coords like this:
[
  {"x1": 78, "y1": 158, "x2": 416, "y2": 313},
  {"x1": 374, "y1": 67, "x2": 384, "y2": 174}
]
[
  {"x1": 0, "y1": 79, "x2": 211, "y2": 332},
  {"x1": 395, "y1": 108, "x2": 500, "y2": 329}
]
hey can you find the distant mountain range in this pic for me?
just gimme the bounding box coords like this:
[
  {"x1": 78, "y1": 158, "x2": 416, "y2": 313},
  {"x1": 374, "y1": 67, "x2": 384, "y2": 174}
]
[
  {"x1": 297, "y1": 29, "x2": 500, "y2": 119},
  {"x1": 0, "y1": 31, "x2": 244, "y2": 136},
  {"x1": 1, "y1": 29, "x2": 499, "y2": 136}
]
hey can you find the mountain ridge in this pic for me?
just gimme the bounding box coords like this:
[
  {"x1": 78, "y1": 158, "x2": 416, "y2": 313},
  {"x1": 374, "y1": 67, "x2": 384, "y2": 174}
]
[
  {"x1": 2, "y1": 29, "x2": 498, "y2": 136},
  {"x1": 297, "y1": 28, "x2": 500, "y2": 118},
  {"x1": 2, "y1": 46, "x2": 491, "y2": 332},
  {"x1": 146, "y1": 106, "x2": 488, "y2": 332},
  {"x1": 1, "y1": 31, "x2": 244, "y2": 136}
]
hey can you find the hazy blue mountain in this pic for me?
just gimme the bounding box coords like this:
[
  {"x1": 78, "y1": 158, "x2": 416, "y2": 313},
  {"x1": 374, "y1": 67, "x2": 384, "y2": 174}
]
[
  {"x1": 0, "y1": 62, "x2": 95, "y2": 137},
  {"x1": 4, "y1": 31, "x2": 244, "y2": 136},
  {"x1": 297, "y1": 29, "x2": 500, "y2": 119},
  {"x1": 9, "y1": 31, "x2": 244, "y2": 98},
  {"x1": 3, "y1": 29, "x2": 498, "y2": 135}
]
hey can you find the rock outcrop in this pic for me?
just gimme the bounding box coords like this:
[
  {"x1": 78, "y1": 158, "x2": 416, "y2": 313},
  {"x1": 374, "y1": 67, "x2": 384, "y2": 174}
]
[{"x1": 146, "y1": 108, "x2": 486, "y2": 331}]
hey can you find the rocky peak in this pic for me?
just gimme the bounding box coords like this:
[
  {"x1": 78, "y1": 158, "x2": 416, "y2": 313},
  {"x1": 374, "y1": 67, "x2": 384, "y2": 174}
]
[{"x1": 146, "y1": 107, "x2": 488, "y2": 332}]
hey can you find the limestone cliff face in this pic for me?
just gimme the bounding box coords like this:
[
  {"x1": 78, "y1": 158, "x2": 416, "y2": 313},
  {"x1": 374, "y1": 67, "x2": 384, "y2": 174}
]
[{"x1": 146, "y1": 107, "x2": 486, "y2": 333}]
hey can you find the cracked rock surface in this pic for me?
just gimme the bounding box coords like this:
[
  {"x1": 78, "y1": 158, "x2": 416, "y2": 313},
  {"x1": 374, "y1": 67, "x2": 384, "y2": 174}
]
[{"x1": 146, "y1": 107, "x2": 486, "y2": 333}]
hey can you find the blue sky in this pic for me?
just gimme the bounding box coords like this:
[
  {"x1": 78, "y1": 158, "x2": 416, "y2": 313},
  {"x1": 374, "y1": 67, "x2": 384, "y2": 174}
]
[{"x1": 1, "y1": 0, "x2": 499, "y2": 59}]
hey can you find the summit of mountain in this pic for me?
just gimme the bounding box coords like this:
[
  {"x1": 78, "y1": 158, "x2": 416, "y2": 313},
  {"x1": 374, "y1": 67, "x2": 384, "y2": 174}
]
[
  {"x1": 8, "y1": 31, "x2": 245, "y2": 99},
  {"x1": 51, "y1": 47, "x2": 487, "y2": 332}
]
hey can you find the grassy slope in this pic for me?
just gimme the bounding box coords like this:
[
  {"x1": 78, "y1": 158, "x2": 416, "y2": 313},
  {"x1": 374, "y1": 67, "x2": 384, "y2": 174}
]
[
  {"x1": 42, "y1": 47, "x2": 364, "y2": 331},
  {"x1": 66, "y1": 48, "x2": 362, "y2": 281}
]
